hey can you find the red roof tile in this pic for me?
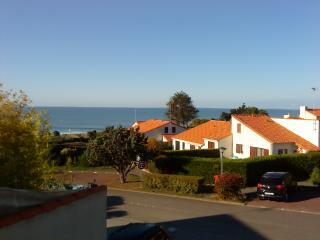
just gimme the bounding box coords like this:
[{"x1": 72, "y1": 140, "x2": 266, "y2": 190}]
[
  {"x1": 307, "y1": 109, "x2": 320, "y2": 117},
  {"x1": 133, "y1": 119, "x2": 173, "y2": 133},
  {"x1": 172, "y1": 120, "x2": 231, "y2": 145},
  {"x1": 233, "y1": 114, "x2": 319, "y2": 151}
]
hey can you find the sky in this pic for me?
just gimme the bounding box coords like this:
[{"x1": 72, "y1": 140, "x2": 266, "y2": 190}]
[{"x1": 0, "y1": 0, "x2": 319, "y2": 109}]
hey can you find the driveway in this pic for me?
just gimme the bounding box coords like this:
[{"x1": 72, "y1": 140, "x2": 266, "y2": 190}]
[{"x1": 244, "y1": 182, "x2": 320, "y2": 213}]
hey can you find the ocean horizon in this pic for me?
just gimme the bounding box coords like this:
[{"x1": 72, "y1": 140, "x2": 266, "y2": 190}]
[{"x1": 36, "y1": 107, "x2": 299, "y2": 134}]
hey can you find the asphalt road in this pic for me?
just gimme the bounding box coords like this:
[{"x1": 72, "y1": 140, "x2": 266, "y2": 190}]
[{"x1": 107, "y1": 189, "x2": 320, "y2": 240}]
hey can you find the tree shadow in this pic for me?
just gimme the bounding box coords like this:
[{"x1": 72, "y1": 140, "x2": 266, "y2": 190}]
[
  {"x1": 107, "y1": 214, "x2": 268, "y2": 240},
  {"x1": 107, "y1": 195, "x2": 127, "y2": 220}
]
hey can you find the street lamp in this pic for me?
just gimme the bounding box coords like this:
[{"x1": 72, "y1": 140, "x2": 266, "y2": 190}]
[{"x1": 219, "y1": 147, "x2": 226, "y2": 175}]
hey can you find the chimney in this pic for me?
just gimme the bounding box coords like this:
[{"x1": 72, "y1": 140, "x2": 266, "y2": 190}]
[{"x1": 299, "y1": 106, "x2": 307, "y2": 119}]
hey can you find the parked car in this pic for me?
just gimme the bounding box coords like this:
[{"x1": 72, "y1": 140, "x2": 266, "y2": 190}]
[
  {"x1": 109, "y1": 223, "x2": 173, "y2": 240},
  {"x1": 257, "y1": 172, "x2": 297, "y2": 201}
]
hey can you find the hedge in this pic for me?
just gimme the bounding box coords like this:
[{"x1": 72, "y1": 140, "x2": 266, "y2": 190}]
[
  {"x1": 143, "y1": 173, "x2": 204, "y2": 194},
  {"x1": 162, "y1": 149, "x2": 220, "y2": 158},
  {"x1": 149, "y1": 152, "x2": 320, "y2": 186}
]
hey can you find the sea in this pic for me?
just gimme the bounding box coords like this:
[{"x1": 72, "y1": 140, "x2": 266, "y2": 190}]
[{"x1": 35, "y1": 107, "x2": 299, "y2": 134}]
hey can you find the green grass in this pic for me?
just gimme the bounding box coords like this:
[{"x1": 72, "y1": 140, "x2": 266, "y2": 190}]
[{"x1": 51, "y1": 165, "x2": 115, "y2": 173}]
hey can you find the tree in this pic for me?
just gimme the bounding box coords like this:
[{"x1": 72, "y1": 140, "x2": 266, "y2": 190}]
[
  {"x1": 189, "y1": 118, "x2": 210, "y2": 128},
  {"x1": 166, "y1": 91, "x2": 199, "y2": 127},
  {"x1": 219, "y1": 103, "x2": 268, "y2": 121},
  {"x1": 0, "y1": 84, "x2": 50, "y2": 189},
  {"x1": 86, "y1": 126, "x2": 148, "y2": 183}
]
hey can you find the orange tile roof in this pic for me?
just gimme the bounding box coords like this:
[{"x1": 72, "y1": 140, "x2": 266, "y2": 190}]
[
  {"x1": 172, "y1": 120, "x2": 231, "y2": 144},
  {"x1": 162, "y1": 134, "x2": 176, "y2": 142},
  {"x1": 133, "y1": 119, "x2": 171, "y2": 133},
  {"x1": 233, "y1": 114, "x2": 319, "y2": 151},
  {"x1": 307, "y1": 109, "x2": 320, "y2": 117}
]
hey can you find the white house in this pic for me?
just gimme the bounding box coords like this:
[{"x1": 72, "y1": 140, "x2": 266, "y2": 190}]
[
  {"x1": 232, "y1": 114, "x2": 319, "y2": 159},
  {"x1": 132, "y1": 119, "x2": 185, "y2": 142},
  {"x1": 272, "y1": 106, "x2": 320, "y2": 147},
  {"x1": 171, "y1": 120, "x2": 232, "y2": 158}
]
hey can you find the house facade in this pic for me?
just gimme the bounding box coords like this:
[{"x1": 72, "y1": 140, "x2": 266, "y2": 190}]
[
  {"x1": 232, "y1": 114, "x2": 319, "y2": 159},
  {"x1": 171, "y1": 120, "x2": 232, "y2": 158},
  {"x1": 132, "y1": 119, "x2": 185, "y2": 142}
]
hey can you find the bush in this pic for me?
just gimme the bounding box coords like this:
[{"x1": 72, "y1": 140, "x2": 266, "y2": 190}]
[
  {"x1": 143, "y1": 173, "x2": 204, "y2": 194},
  {"x1": 215, "y1": 172, "x2": 244, "y2": 200},
  {"x1": 310, "y1": 167, "x2": 320, "y2": 185},
  {"x1": 150, "y1": 152, "x2": 320, "y2": 186},
  {"x1": 77, "y1": 152, "x2": 90, "y2": 167},
  {"x1": 163, "y1": 149, "x2": 220, "y2": 158}
]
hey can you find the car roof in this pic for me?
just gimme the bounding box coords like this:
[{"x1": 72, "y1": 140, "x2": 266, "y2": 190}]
[
  {"x1": 263, "y1": 172, "x2": 288, "y2": 178},
  {"x1": 109, "y1": 223, "x2": 163, "y2": 240}
]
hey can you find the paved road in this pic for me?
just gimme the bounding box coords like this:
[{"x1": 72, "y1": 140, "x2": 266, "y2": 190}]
[{"x1": 107, "y1": 189, "x2": 320, "y2": 240}]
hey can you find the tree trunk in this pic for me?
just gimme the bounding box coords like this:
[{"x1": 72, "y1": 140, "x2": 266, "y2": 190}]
[{"x1": 119, "y1": 172, "x2": 126, "y2": 183}]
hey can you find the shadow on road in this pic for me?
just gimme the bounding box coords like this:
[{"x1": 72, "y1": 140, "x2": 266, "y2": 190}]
[
  {"x1": 107, "y1": 195, "x2": 127, "y2": 220},
  {"x1": 107, "y1": 214, "x2": 267, "y2": 240}
]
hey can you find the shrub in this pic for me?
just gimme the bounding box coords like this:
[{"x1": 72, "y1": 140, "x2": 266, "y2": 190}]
[
  {"x1": 215, "y1": 172, "x2": 244, "y2": 200},
  {"x1": 310, "y1": 167, "x2": 320, "y2": 185},
  {"x1": 77, "y1": 152, "x2": 90, "y2": 167},
  {"x1": 150, "y1": 152, "x2": 320, "y2": 186},
  {"x1": 163, "y1": 149, "x2": 220, "y2": 158},
  {"x1": 143, "y1": 173, "x2": 204, "y2": 194}
]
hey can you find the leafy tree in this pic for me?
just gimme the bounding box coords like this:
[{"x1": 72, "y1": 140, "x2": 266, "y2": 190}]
[
  {"x1": 0, "y1": 84, "x2": 50, "y2": 189},
  {"x1": 219, "y1": 103, "x2": 268, "y2": 121},
  {"x1": 166, "y1": 91, "x2": 199, "y2": 127},
  {"x1": 189, "y1": 118, "x2": 210, "y2": 128},
  {"x1": 60, "y1": 148, "x2": 76, "y2": 166},
  {"x1": 86, "y1": 126, "x2": 148, "y2": 183}
]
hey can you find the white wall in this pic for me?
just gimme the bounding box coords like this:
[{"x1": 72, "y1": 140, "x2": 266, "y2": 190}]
[
  {"x1": 299, "y1": 106, "x2": 318, "y2": 120},
  {"x1": 272, "y1": 118, "x2": 320, "y2": 147},
  {"x1": 272, "y1": 143, "x2": 297, "y2": 155},
  {"x1": 172, "y1": 139, "x2": 202, "y2": 150},
  {"x1": 145, "y1": 123, "x2": 185, "y2": 141},
  {"x1": 218, "y1": 136, "x2": 233, "y2": 158},
  {"x1": 0, "y1": 190, "x2": 106, "y2": 240},
  {"x1": 232, "y1": 117, "x2": 272, "y2": 159}
]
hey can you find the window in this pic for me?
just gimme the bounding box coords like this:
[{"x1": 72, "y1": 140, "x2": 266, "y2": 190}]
[
  {"x1": 237, "y1": 123, "x2": 242, "y2": 133},
  {"x1": 175, "y1": 141, "x2": 180, "y2": 150},
  {"x1": 182, "y1": 142, "x2": 185, "y2": 150},
  {"x1": 278, "y1": 149, "x2": 288, "y2": 155},
  {"x1": 164, "y1": 127, "x2": 168, "y2": 133},
  {"x1": 250, "y1": 147, "x2": 269, "y2": 157},
  {"x1": 208, "y1": 141, "x2": 215, "y2": 149},
  {"x1": 236, "y1": 144, "x2": 243, "y2": 154},
  {"x1": 172, "y1": 127, "x2": 176, "y2": 133},
  {"x1": 190, "y1": 145, "x2": 195, "y2": 150}
]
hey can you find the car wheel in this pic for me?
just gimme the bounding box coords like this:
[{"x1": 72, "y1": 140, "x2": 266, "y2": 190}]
[{"x1": 258, "y1": 196, "x2": 265, "y2": 200}]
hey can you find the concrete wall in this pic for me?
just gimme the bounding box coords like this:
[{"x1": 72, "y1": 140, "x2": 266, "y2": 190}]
[
  {"x1": 0, "y1": 189, "x2": 106, "y2": 240},
  {"x1": 232, "y1": 117, "x2": 272, "y2": 159},
  {"x1": 272, "y1": 118, "x2": 320, "y2": 147},
  {"x1": 145, "y1": 123, "x2": 185, "y2": 141}
]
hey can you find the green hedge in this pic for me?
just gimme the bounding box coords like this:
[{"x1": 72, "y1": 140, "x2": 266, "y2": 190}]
[
  {"x1": 143, "y1": 173, "x2": 204, "y2": 194},
  {"x1": 149, "y1": 152, "x2": 320, "y2": 186},
  {"x1": 162, "y1": 149, "x2": 220, "y2": 158}
]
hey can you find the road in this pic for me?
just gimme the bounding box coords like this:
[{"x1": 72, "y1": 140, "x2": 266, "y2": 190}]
[{"x1": 107, "y1": 189, "x2": 320, "y2": 240}]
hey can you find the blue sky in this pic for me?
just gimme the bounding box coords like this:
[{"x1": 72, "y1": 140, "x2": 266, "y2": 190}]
[{"x1": 0, "y1": 0, "x2": 319, "y2": 108}]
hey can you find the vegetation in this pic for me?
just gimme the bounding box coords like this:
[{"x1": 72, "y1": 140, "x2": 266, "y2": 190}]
[
  {"x1": 149, "y1": 152, "x2": 320, "y2": 186},
  {"x1": 310, "y1": 166, "x2": 320, "y2": 185},
  {"x1": 166, "y1": 91, "x2": 199, "y2": 127},
  {"x1": 163, "y1": 149, "x2": 220, "y2": 158},
  {"x1": 143, "y1": 173, "x2": 204, "y2": 194},
  {"x1": 189, "y1": 118, "x2": 210, "y2": 128},
  {"x1": 219, "y1": 103, "x2": 268, "y2": 121},
  {"x1": 214, "y1": 172, "x2": 244, "y2": 200},
  {"x1": 0, "y1": 84, "x2": 50, "y2": 189},
  {"x1": 86, "y1": 126, "x2": 148, "y2": 183}
]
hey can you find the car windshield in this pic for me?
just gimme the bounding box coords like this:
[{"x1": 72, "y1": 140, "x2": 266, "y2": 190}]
[{"x1": 261, "y1": 176, "x2": 283, "y2": 185}]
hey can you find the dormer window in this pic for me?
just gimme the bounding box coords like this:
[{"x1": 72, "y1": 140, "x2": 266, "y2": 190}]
[
  {"x1": 172, "y1": 127, "x2": 176, "y2": 133},
  {"x1": 164, "y1": 127, "x2": 168, "y2": 133}
]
